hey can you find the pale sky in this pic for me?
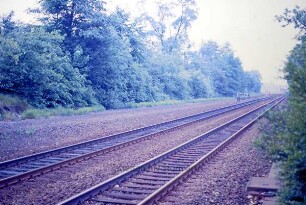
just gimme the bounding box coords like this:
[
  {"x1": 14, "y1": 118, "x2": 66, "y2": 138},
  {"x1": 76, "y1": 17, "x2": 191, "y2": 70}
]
[
  {"x1": 190, "y1": 0, "x2": 304, "y2": 87},
  {"x1": 0, "y1": 0, "x2": 305, "y2": 88}
]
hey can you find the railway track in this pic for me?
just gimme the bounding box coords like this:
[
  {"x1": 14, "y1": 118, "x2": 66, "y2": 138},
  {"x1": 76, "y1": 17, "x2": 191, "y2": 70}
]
[
  {"x1": 0, "y1": 96, "x2": 272, "y2": 188},
  {"x1": 57, "y1": 96, "x2": 284, "y2": 205}
]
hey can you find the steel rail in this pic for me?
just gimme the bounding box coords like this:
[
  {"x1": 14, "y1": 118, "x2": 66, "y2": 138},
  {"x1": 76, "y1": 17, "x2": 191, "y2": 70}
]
[
  {"x1": 138, "y1": 97, "x2": 283, "y2": 205},
  {"x1": 57, "y1": 96, "x2": 284, "y2": 205},
  {"x1": 0, "y1": 96, "x2": 273, "y2": 188}
]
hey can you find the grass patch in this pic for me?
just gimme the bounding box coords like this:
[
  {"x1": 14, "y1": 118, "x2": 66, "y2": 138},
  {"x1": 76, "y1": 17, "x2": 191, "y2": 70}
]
[
  {"x1": 21, "y1": 106, "x2": 105, "y2": 120},
  {"x1": 127, "y1": 97, "x2": 232, "y2": 108}
]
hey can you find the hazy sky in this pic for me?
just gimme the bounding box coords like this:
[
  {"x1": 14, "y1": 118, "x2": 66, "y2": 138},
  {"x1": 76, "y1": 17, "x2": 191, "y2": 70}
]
[
  {"x1": 0, "y1": 0, "x2": 305, "y2": 86},
  {"x1": 189, "y1": 0, "x2": 304, "y2": 86}
]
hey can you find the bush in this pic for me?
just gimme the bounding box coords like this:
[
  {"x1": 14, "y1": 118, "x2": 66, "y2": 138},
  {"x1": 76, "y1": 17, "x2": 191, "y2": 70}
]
[
  {"x1": 256, "y1": 32, "x2": 306, "y2": 204},
  {"x1": 0, "y1": 94, "x2": 29, "y2": 120},
  {"x1": 256, "y1": 105, "x2": 289, "y2": 161},
  {"x1": 0, "y1": 94, "x2": 29, "y2": 111},
  {"x1": 256, "y1": 103, "x2": 306, "y2": 205},
  {"x1": 21, "y1": 109, "x2": 42, "y2": 119}
]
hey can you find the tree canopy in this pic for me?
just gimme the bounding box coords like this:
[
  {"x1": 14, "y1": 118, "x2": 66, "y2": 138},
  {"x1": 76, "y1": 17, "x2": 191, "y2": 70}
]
[{"x1": 0, "y1": 0, "x2": 261, "y2": 109}]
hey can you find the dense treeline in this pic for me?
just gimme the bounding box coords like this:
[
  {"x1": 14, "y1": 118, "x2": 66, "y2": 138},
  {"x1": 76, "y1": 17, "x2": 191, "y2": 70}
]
[
  {"x1": 257, "y1": 7, "x2": 306, "y2": 204},
  {"x1": 0, "y1": 0, "x2": 261, "y2": 109}
]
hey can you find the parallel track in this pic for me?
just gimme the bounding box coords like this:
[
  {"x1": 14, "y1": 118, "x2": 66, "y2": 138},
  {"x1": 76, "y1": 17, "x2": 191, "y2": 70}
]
[
  {"x1": 0, "y1": 96, "x2": 272, "y2": 188},
  {"x1": 57, "y1": 96, "x2": 283, "y2": 205}
]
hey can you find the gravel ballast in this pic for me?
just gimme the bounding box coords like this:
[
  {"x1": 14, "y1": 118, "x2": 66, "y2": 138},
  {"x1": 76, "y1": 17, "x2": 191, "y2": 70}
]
[{"x1": 0, "y1": 101, "x2": 267, "y2": 205}]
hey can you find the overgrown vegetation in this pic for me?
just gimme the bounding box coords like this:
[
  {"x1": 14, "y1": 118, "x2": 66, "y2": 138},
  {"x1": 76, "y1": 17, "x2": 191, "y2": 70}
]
[
  {"x1": 127, "y1": 96, "x2": 230, "y2": 108},
  {"x1": 0, "y1": 94, "x2": 29, "y2": 120},
  {"x1": 21, "y1": 106, "x2": 105, "y2": 119},
  {"x1": 0, "y1": 94, "x2": 104, "y2": 120},
  {"x1": 1, "y1": 93, "x2": 230, "y2": 120},
  {"x1": 0, "y1": 0, "x2": 261, "y2": 113},
  {"x1": 256, "y1": 7, "x2": 306, "y2": 204}
]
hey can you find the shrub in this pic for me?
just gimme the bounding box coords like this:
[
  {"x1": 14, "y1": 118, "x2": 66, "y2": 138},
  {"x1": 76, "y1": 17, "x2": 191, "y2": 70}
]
[{"x1": 0, "y1": 94, "x2": 29, "y2": 120}]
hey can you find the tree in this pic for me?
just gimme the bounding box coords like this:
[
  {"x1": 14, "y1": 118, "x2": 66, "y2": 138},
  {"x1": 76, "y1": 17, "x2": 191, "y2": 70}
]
[
  {"x1": 245, "y1": 70, "x2": 261, "y2": 93},
  {"x1": 276, "y1": 6, "x2": 306, "y2": 40},
  {"x1": 257, "y1": 7, "x2": 306, "y2": 204},
  {"x1": 281, "y1": 39, "x2": 306, "y2": 204},
  {"x1": 188, "y1": 74, "x2": 208, "y2": 98},
  {"x1": 1, "y1": 0, "x2": 263, "y2": 112},
  {"x1": 184, "y1": 49, "x2": 215, "y2": 96},
  {"x1": 34, "y1": 0, "x2": 106, "y2": 55},
  {"x1": 0, "y1": 25, "x2": 96, "y2": 108},
  {"x1": 35, "y1": 1, "x2": 158, "y2": 108},
  {"x1": 136, "y1": 0, "x2": 197, "y2": 52},
  {"x1": 198, "y1": 41, "x2": 247, "y2": 96},
  {"x1": 0, "y1": 11, "x2": 16, "y2": 36},
  {"x1": 149, "y1": 50, "x2": 190, "y2": 100},
  {"x1": 80, "y1": 9, "x2": 156, "y2": 108},
  {"x1": 131, "y1": 0, "x2": 199, "y2": 101}
]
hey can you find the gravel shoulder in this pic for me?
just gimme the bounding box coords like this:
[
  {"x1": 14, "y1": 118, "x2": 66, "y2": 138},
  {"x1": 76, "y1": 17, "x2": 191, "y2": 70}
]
[{"x1": 0, "y1": 99, "x2": 237, "y2": 161}]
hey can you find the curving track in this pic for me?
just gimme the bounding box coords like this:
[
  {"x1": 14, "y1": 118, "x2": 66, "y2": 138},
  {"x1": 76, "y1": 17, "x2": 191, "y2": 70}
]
[
  {"x1": 0, "y1": 96, "x2": 273, "y2": 188},
  {"x1": 57, "y1": 96, "x2": 284, "y2": 205}
]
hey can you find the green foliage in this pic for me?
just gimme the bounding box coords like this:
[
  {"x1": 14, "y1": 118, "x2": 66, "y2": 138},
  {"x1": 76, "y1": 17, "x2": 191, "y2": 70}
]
[
  {"x1": 127, "y1": 99, "x2": 182, "y2": 108},
  {"x1": 0, "y1": 24, "x2": 96, "y2": 108},
  {"x1": 0, "y1": 94, "x2": 28, "y2": 110},
  {"x1": 21, "y1": 105, "x2": 105, "y2": 119},
  {"x1": 127, "y1": 96, "x2": 230, "y2": 108},
  {"x1": 281, "y1": 40, "x2": 306, "y2": 204},
  {"x1": 0, "y1": 11, "x2": 16, "y2": 35},
  {"x1": 258, "y1": 101, "x2": 306, "y2": 204},
  {"x1": 36, "y1": 1, "x2": 157, "y2": 108},
  {"x1": 187, "y1": 41, "x2": 261, "y2": 97},
  {"x1": 256, "y1": 106, "x2": 289, "y2": 161},
  {"x1": 257, "y1": 8, "x2": 306, "y2": 203},
  {"x1": 245, "y1": 70, "x2": 262, "y2": 93},
  {"x1": 276, "y1": 6, "x2": 306, "y2": 40},
  {"x1": 149, "y1": 50, "x2": 190, "y2": 100},
  {"x1": 35, "y1": 0, "x2": 105, "y2": 55},
  {"x1": 0, "y1": 94, "x2": 29, "y2": 120},
  {"x1": 81, "y1": 15, "x2": 155, "y2": 108},
  {"x1": 188, "y1": 75, "x2": 208, "y2": 98},
  {"x1": 1, "y1": 1, "x2": 262, "y2": 113}
]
